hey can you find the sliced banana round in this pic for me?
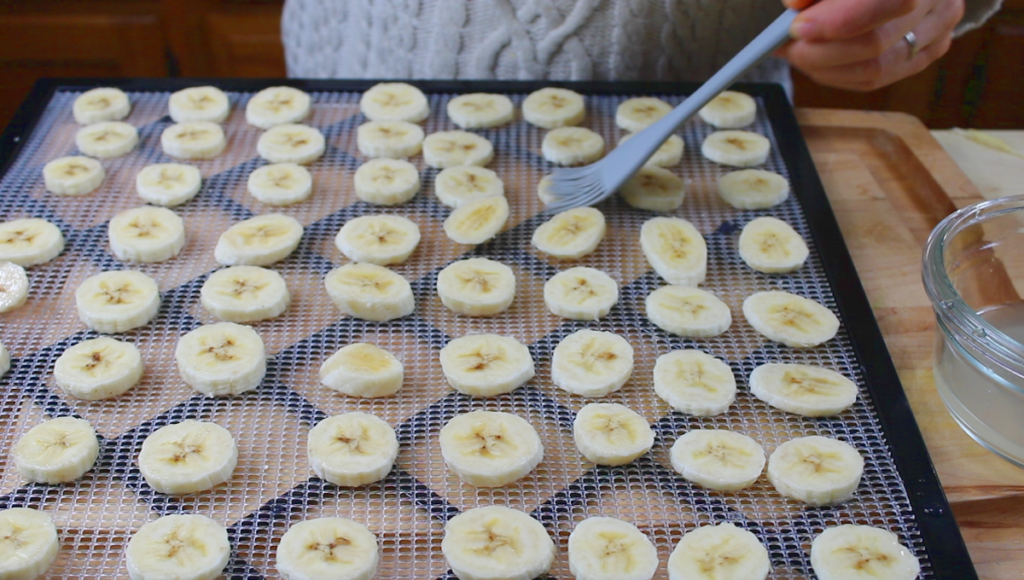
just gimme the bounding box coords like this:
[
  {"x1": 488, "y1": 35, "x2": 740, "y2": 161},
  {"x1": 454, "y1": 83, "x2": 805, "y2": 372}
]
[
  {"x1": 717, "y1": 169, "x2": 789, "y2": 210},
  {"x1": 537, "y1": 175, "x2": 557, "y2": 206},
  {"x1": 621, "y1": 166, "x2": 685, "y2": 212},
  {"x1": 619, "y1": 132, "x2": 685, "y2": 167},
  {"x1": 277, "y1": 517, "x2": 379, "y2": 580},
  {"x1": 136, "y1": 163, "x2": 203, "y2": 206},
  {"x1": 319, "y1": 343, "x2": 404, "y2": 398},
  {"x1": 0, "y1": 508, "x2": 58, "y2": 580},
  {"x1": 444, "y1": 506, "x2": 555, "y2": 580},
  {"x1": 43, "y1": 156, "x2": 105, "y2": 196},
  {"x1": 169, "y1": 86, "x2": 230, "y2": 123},
  {"x1": 440, "y1": 410, "x2": 543, "y2": 487},
  {"x1": 0, "y1": 261, "x2": 29, "y2": 313},
  {"x1": 544, "y1": 266, "x2": 618, "y2": 321},
  {"x1": 574, "y1": 403, "x2": 654, "y2": 466},
  {"x1": 76, "y1": 121, "x2": 138, "y2": 158},
  {"x1": 76, "y1": 270, "x2": 160, "y2": 334},
  {"x1": 108, "y1": 206, "x2": 186, "y2": 263},
  {"x1": 750, "y1": 363, "x2": 857, "y2": 417},
  {"x1": 161, "y1": 121, "x2": 227, "y2": 160},
  {"x1": 246, "y1": 86, "x2": 310, "y2": 129},
  {"x1": 568, "y1": 516, "x2": 659, "y2": 580},
  {"x1": 532, "y1": 207, "x2": 606, "y2": 260},
  {"x1": 641, "y1": 216, "x2": 706, "y2": 287},
  {"x1": 353, "y1": 158, "x2": 420, "y2": 205},
  {"x1": 360, "y1": 82, "x2": 430, "y2": 123},
  {"x1": 73, "y1": 87, "x2": 130, "y2": 124},
  {"x1": 552, "y1": 329, "x2": 633, "y2": 397},
  {"x1": 324, "y1": 263, "x2": 415, "y2": 322},
  {"x1": 138, "y1": 420, "x2": 238, "y2": 494},
  {"x1": 439, "y1": 334, "x2": 534, "y2": 397},
  {"x1": 522, "y1": 87, "x2": 585, "y2": 129},
  {"x1": 767, "y1": 435, "x2": 864, "y2": 506},
  {"x1": 436, "y1": 257, "x2": 516, "y2": 316},
  {"x1": 701, "y1": 130, "x2": 770, "y2": 167},
  {"x1": 200, "y1": 265, "x2": 290, "y2": 323},
  {"x1": 13, "y1": 416, "x2": 99, "y2": 484},
  {"x1": 0, "y1": 341, "x2": 8, "y2": 380},
  {"x1": 0, "y1": 218, "x2": 64, "y2": 267},
  {"x1": 668, "y1": 523, "x2": 770, "y2": 580},
  {"x1": 215, "y1": 213, "x2": 304, "y2": 267},
  {"x1": 423, "y1": 130, "x2": 494, "y2": 168},
  {"x1": 307, "y1": 412, "x2": 398, "y2": 486},
  {"x1": 126, "y1": 514, "x2": 230, "y2": 580},
  {"x1": 699, "y1": 91, "x2": 757, "y2": 129},
  {"x1": 257, "y1": 123, "x2": 326, "y2": 164},
  {"x1": 176, "y1": 322, "x2": 266, "y2": 397},
  {"x1": 742, "y1": 291, "x2": 839, "y2": 348},
  {"x1": 336, "y1": 214, "x2": 420, "y2": 265},
  {"x1": 434, "y1": 166, "x2": 504, "y2": 208},
  {"x1": 811, "y1": 525, "x2": 921, "y2": 580},
  {"x1": 248, "y1": 163, "x2": 313, "y2": 206},
  {"x1": 646, "y1": 286, "x2": 731, "y2": 338},
  {"x1": 738, "y1": 216, "x2": 808, "y2": 273},
  {"x1": 616, "y1": 97, "x2": 672, "y2": 132},
  {"x1": 356, "y1": 120, "x2": 425, "y2": 159},
  {"x1": 670, "y1": 429, "x2": 765, "y2": 491},
  {"x1": 443, "y1": 195, "x2": 509, "y2": 245},
  {"x1": 447, "y1": 93, "x2": 515, "y2": 129},
  {"x1": 542, "y1": 127, "x2": 605, "y2": 166},
  {"x1": 54, "y1": 337, "x2": 143, "y2": 400},
  {"x1": 654, "y1": 350, "x2": 735, "y2": 416}
]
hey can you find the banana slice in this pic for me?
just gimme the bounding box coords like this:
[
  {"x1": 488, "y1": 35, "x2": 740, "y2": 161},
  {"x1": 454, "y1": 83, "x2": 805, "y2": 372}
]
[
  {"x1": 616, "y1": 97, "x2": 672, "y2": 132},
  {"x1": 215, "y1": 213, "x2": 304, "y2": 267},
  {"x1": 0, "y1": 261, "x2": 29, "y2": 313},
  {"x1": 0, "y1": 341, "x2": 8, "y2": 380},
  {"x1": 359, "y1": 82, "x2": 430, "y2": 123},
  {"x1": 73, "y1": 87, "x2": 130, "y2": 124},
  {"x1": 335, "y1": 214, "x2": 420, "y2": 265},
  {"x1": 436, "y1": 258, "x2": 516, "y2": 316},
  {"x1": 717, "y1": 169, "x2": 789, "y2": 210},
  {"x1": 324, "y1": 263, "x2": 415, "y2": 322},
  {"x1": 619, "y1": 133, "x2": 685, "y2": 167},
  {"x1": 522, "y1": 87, "x2": 585, "y2": 129},
  {"x1": 641, "y1": 216, "x2": 707, "y2": 286},
  {"x1": 136, "y1": 163, "x2": 203, "y2": 207},
  {"x1": 742, "y1": 291, "x2": 839, "y2": 348},
  {"x1": 699, "y1": 91, "x2": 757, "y2": 129},
  {"x1": 76, "y1": 121, "x2": 138, "y2": 158},
  {"x1": 738, "y1": 216, "x2": 808, "y2": 273},
  {"x1": 444, "y1": 506, "x2": 555, "y2": 580},
  {"x1": 701, "y1": 130, "x2": 771, "y2": 167},
  {"x1": 356, "y1": 120, "x2": 425, "y2": 159},
  {"x1": 277, "y1": 517, "x2": 379, "y2": 580},
  {"x1": 161, "y1": 121, "x2": 227, "y2": 160},
  {"x1": 125, "y1": 514, "x2": 230, "y2": 580},
  {"x1": 246, "y1": 86, "x2": 310, "y2": 129},
  {"x1": 307, "y1": 412, "x2": 398, "y2": 485},
  {"x1": 750, "y1": 363, "x2": 857, "y2": 417},
  {"x1": 200, "y1": 265, "x2": 290, "y2": 323},
  {"x1": 552, "y1": 329, "x2": 633, "y2": 397},
  {"x1": 54, "y1": 337, "x2": 143, "y2": 400},
  {"x1": 13, "y1": 416, "x2": 99, "y2": 483},
  {"x1": 568, "y1": 517, "x2": 659, "y2": 580},
  {"x1": 811, "y1": 525, "x2": 921, "y2": 580},
  {"x1": 248, "y1": 163, "x2": 313, "y2": 206},
  {"x1": 646, "y1": 286, "x2": 731, "y2": 338},
  {"x1": 0, "y1": 218, "x2": 64, "y2": 267},
  {"x1": 423, "y1": 131, "x2": 494, "y2": 168},
  {"x1": 353, "y1": 158, "x2": 420, "y2": 205},
  {"x1": 138, "y1": 420, "x2": 238, "y2": 494},
  {"x1": 536, "y1": 175, "x2": 557, "y2": 206},
  {"x1": 620, "y1": 166, "x2": 685, "y2": 212},
  {"x1": 76, "y1": 270, "x2": 160, "y2": 333},
  {"x1": 169, "y1": 86, "x2": 230, "y2": 123},
  {"x1": 447, "y1": 93, "x2": 515, "y2": 129},
  {"x1": 767, "y1": 435, "x2": 864, "y2": 506},
  {"x1": 654, "y1": 350, "x2": 735, "y2": 416},
  {"x1": 670, "y1": 429, "x2": 765, "y2": 491},
  {"x1": 668, "y1": 523, "x2": 771, "y2": 580},
  {"x1": 443, "y1": 195, "x2": 509, "y2": 245},
  {"x1": 434, "y1": 166, "x2": 504, "y2": 208},
  {"x1": 574, "y1": 403, "x2": 654, "y2": 466},
  {"x1": 43, "y1": 156, "x2": 105, "y2": 196},
  {"x1": 108, "y1": 206, "x2": 186, "y2": 263},
  {"x1": 439, "y1": 334, "x2": 534, "y2": 397},
  {"x1": 542, "y1": 127, "x2": 605, "y2": 166},
  {"x1": 532, "y1": 207, "x2": 606, "y2": 260},
  {"x1": 544, "y1": 266, "x2": 618, "y2": 321},
  {"x1": 257, "y1": 123, "x2": 326, "y2": 164},
  {"x1": 440, "y1": 410, "x2": 543, "y2": 487},
  {"x1": 0, "y1": 508, "x2": 58, "y2": 580},
  {"x1": 175, "y1": 322, "x2": 266, "y2": 397},
  {"x1": 319, "y1": 343, "x2": 404, "y2": 398}
]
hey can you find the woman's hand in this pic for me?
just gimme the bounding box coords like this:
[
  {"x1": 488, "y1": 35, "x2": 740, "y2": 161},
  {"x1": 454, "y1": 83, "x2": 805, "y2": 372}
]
[{"x1": 777, "y1": 0, "x2": 965, "y2": 91}]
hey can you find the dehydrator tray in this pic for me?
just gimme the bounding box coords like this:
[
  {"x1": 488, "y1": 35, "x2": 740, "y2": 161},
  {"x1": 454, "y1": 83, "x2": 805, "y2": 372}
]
[{"x1": 0, "y1": 79, "x2": 975, "y2": 579}]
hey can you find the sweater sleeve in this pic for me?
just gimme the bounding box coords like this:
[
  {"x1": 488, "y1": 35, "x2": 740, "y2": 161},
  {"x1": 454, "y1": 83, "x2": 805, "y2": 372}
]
[{"x1": 956, "y1": 0, "x2": 1004, "y2": 35}]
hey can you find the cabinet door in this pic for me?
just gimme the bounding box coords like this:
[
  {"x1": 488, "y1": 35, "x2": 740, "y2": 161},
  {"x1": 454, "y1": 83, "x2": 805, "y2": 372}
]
[{"x1": 161, "y1": 0, "x2": 285, "y2": 77}]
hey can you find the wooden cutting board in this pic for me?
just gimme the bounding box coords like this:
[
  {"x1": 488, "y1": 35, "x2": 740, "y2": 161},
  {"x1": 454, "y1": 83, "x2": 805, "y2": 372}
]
[{"x1": 798, "y1": 108, "x2": 1024, "y2": 579}]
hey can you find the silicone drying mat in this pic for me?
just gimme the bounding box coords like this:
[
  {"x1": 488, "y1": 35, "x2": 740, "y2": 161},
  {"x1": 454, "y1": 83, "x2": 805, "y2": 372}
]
[{"x1": 0, "y1": 79, "x2": 975, "y2": 580}]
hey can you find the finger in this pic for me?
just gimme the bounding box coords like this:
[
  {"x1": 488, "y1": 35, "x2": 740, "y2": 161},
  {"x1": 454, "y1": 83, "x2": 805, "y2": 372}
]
[
  {"x1": 791, "y1": 0, "x2": 923, "y2": 40},
  {"x1": 805, "y1": 32, "x2": 953, "y2": 91}
]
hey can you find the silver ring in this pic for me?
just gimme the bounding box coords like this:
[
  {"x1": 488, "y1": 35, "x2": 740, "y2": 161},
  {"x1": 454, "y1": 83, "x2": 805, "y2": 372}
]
[{"x1": 904, "y1": 31, "x2": 920, "y2": 60}]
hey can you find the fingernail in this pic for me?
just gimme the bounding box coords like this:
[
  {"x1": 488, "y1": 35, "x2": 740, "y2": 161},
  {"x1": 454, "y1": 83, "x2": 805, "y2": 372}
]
[{"x1": 791, "y1": 17, "x2": 819, "y2": 40}]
